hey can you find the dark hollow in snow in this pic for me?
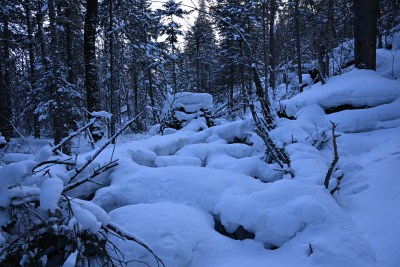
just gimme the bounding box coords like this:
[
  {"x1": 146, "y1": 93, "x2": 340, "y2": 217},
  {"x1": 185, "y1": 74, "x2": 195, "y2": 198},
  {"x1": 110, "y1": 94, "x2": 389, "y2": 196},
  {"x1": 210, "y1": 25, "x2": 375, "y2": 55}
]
[
  {"x1": 324, "y1": 104, "x2": 373, "y2": 114},
  {"x1": 213, "y1": 214, "x2": 255, "y2": 241}
]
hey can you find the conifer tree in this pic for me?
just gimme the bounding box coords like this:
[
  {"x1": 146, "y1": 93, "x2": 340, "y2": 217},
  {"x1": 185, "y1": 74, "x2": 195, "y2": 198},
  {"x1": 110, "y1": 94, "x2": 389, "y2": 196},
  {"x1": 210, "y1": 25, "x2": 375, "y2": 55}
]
[{"x1": 182, "y1": 0, "x2": 217, "y2": 93}]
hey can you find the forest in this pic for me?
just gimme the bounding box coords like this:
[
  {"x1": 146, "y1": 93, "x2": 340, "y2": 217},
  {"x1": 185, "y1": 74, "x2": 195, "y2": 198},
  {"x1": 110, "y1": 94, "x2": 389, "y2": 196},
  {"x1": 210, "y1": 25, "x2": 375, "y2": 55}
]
[{"x1": 1, "y1": 0, "x2": 400, "y2": 266}]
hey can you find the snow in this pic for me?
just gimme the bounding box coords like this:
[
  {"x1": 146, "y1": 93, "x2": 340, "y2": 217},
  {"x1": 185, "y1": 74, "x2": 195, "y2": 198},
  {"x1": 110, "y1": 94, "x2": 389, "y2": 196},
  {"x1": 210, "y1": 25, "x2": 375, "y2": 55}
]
[
  {"x1": 90, "y1": 110, "x2": 113, "y2": 120},
  {"x1": 71, "y1": 202, "x2": 102, "y2": 233},
  {"x1": 0, "y1": 135, "x2": 5, "y2": 145},
  {"x1": 154, "y1": 155, "x2": 201, "y2": 167},
  {"x1": 35, "y1": 145, "x2": 52, "y2": 162},
  {"x1": 282, "y1": 69, "x2": 400, "y2": 117},
  {"x1": 163, "y1": 92, "x2": 213, "y2": 115},
  {"x1": 62, "y1": 250, "x2": 77, "y2": 267},
  {"x1": 272, "y1": 66, "x2": 400, "y2": 266},
  {"x1": 40, "y1": 177, "x2": 64, "y2": 212},
  {"x1": 72, "y1": 198, "x2": 109, "y2": 226},
  {"x1": 2, "y1": 50, "x2": 400, "y2": 267}
]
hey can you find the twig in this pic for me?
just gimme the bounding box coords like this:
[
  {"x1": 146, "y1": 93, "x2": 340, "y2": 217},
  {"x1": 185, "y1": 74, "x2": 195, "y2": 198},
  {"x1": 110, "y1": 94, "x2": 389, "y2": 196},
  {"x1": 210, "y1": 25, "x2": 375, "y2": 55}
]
[
  {"x1": 324, "y1": 121, "x2": 340, "y2": 189},
  {"x1": 107, "y1": 223, "x2": 165, "y2": 267},
  {"x1": 330, "y1": 172, "x2": 344, "y2": 195},
  {"x1": 4, "y1": 118, "x2": 37, "y2": 156}
]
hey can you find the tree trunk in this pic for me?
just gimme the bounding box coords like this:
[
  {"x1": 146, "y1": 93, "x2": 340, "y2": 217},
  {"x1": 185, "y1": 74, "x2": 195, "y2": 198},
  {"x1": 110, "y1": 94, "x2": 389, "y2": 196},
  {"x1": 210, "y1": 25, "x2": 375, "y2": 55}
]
[
  {"x1": 0, "y1": 9, "x2": 13, "y2": 143},
  {"x1": 49, "y1": 0, "x2": 70, "y2": 153},
  {"x1": 262, "y1": 1, "x2": 269, "y2": 94},
  {"x1": 109, "y1": 0, "x2": 116, "y2": 138},
  {"x1": 84, "y1": 0, "x2": 102, "y2": 141},
  {"x1": 354, "y1": 0, "x2": 377, "y2": 70},
  {"x1": 25, "y1": 0, "x2": 40, "y2": 138},
  {"x1": 65, "y1": 3, "x2": 74, "y2": 84},
  {"x1": 36, "y1": 1, "x2": 47, "y2": 65},
  {"x1": 269, "y1": 0, "x2": 276, "y2": 91},
  {"x1": 294, "y1": 0, "x2": 303, "y2": 88}
]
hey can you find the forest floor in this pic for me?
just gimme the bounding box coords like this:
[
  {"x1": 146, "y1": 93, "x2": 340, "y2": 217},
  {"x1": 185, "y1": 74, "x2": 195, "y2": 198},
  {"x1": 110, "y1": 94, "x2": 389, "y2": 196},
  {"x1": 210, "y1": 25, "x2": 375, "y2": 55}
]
[{"x1": 1, "y1": 48, "x2": 400, "y2": 267}]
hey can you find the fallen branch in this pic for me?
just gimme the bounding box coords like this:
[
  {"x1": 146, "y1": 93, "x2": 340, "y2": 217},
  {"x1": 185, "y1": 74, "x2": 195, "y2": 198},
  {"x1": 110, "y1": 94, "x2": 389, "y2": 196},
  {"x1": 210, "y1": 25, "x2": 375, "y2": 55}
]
[
  {"x1": 52, "y1": 117, "x2": 101, "y2": 153},
  {"x1": 250, "y1": 103, "x2": 294, "y2": 178},
  {"x1": 32, "y1": 158, "x2": 75, "y2": 174},
  {"x1": 67, "y1": 112, "x2": 143, "y2": 184},
  {"x1": 63, "y1": 160, "x2": 119, "y2": 193}
]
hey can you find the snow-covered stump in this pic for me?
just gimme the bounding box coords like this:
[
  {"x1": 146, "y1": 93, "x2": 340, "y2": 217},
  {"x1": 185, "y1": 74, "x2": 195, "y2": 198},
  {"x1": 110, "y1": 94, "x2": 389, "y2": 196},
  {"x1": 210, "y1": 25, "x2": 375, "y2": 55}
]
[{"x1": 161, "y1": 92, "x2": 214, "y2": 132}]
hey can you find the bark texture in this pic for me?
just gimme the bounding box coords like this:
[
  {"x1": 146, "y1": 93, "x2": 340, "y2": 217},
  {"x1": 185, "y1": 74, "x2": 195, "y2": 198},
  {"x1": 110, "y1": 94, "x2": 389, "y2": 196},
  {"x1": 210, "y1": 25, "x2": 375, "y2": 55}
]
[{"x1": 354, "y1": 0, "x2": 378, "y2": 70}]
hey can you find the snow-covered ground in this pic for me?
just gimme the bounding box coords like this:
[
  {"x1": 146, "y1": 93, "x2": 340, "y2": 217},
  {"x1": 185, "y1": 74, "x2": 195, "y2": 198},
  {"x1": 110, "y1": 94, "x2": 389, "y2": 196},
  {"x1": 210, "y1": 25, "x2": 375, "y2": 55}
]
[
  {"x1": 96, "y1": 67, "x2": 398, "y2": 265},
  {"x1": 1, "y1": 48, "x2": 399, "y2": 266}
]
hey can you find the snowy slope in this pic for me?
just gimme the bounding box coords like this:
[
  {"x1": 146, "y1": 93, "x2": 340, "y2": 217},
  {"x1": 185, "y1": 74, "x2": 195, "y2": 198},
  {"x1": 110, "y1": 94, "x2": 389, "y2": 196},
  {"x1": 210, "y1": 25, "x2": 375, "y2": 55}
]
[{"x1": 277, "y1": 65, "x2": 400, "y2": 267}]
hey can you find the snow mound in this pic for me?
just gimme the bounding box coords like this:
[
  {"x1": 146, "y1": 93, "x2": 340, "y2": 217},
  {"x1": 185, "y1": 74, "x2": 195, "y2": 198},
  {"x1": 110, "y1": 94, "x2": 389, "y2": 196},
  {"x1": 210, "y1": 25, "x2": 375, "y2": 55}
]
[
  {"x1": 93, "y1": 165, "x2": 264, "y2": 212},
  {"x1": 283, "y1": 69, "x2": 400, "y2": 117},
  {"x1": 162, "y1": 92, "x2": 214, "y2": 130},
  {"x1": 163, "y1": 92, "x2": 213, "y2": 114},
  {"x1": 105, "y1": 178, "x2": 376, "y2": 267},
  {"x1": 176, "y1": 143, "x2": 254, "y2": 164},
  {"x1": 109, "y1": 202, "x2": 214, "y2": 267},
  {"x1": 154, "y1": 156, "x2": 202, "y2": 167}
]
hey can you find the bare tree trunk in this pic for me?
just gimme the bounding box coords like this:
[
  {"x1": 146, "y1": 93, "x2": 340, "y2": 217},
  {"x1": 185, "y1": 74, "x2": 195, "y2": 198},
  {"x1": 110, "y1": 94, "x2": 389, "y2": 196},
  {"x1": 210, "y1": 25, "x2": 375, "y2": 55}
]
[
  {"x1": 196, "y1": 37, "x2": 200, "y2": 91},
  {"x1": 65, "y1": 3, "x2": 74, "y2": 84},
  {"x1": 269, "y1": 0, "x2": 276, "y2": 91},
  {"x1": 148, "y1": 66, "x2": 158, "y2": 124},
  {"x1": 294, "y1": 0, "x2": 303, "y2": 88},
  {"x1": 36, "y1": 1, "x2": 47, "y2": 65},
  {"x1": 354, "y1": 0, "x2": 377, "y2": 70},
  {"x1": 0, "y1": 9, "x2": 13, "y2": 143},
  {"x1": 24, "y1": 0, "x2": 40, "y2": 138},
  {"x1": 84, "y1": 0, "x2": 102, "y2": 141},
  {"x1": 262, "y1": 0, "x2": 269, "y2": 95},
  {"x1": 377, "y1": 3, "x2": 383, "y2": 49},
  {"x1": 49, "y1": 0, "x2": 70, "y2": 153},
  {"x1": 109, "y1": 0, "x2": 116, "y2": 138},
  {"x1": 240, "y1": 40, "x2": 246, "y2": 113}
]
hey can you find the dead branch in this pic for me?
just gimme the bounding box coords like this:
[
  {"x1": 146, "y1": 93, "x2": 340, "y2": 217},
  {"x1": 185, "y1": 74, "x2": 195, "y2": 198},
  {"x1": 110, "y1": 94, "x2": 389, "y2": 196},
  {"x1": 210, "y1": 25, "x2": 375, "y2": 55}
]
[
  {"x1": 66, "y1": 112, "x2": 143, "y2": 184},
  {"x1": 32, "y1": 158, "x2": 75, "y2": 174},
  {"x1": 63, "y1": 160, "x2": 119, "y2": 193},
  {"x1": 249, "y1": 103, "x2": 294, "y2": 178},
  {"x1": 330, "y1": 171, "x2": 344, "y2": 195},
  {"x1": 52, "y1": 118, "x2": 99, "y2": 153},
  {"x1": 324, "y1": 121, "x2": 340, "y2": 189}
]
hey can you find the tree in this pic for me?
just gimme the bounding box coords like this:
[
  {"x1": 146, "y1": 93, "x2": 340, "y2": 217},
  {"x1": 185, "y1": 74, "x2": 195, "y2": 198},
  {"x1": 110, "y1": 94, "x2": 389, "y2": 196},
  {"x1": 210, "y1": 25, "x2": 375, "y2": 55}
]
[
  {"x1": 294, "y1": 0, "x2": 303, "y2": 87},
  {"x1": 158, "y1": 0, "x2": 189, "y2": 94},
  {"x1": 47, "y1": 0, "x2": 82, "y2": 154},
  {"x1": 0, "y1": 2, "x2": 13, "y2": 144},
  {"x1": 181, "y1": 0, "x2": 217, "y2": 93},
  {"x1": 84, "y1": 0, "x2": 102, "y2": 141},
  {"x1": 269, "y1": 0, "x2": 277, "y2": 90},
  {"x1": 354, "y1": 0, "x2": 378, "y2": 70},
  {"x1": 24, "y1": 0, "x2": 40, "y2": 138}
]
